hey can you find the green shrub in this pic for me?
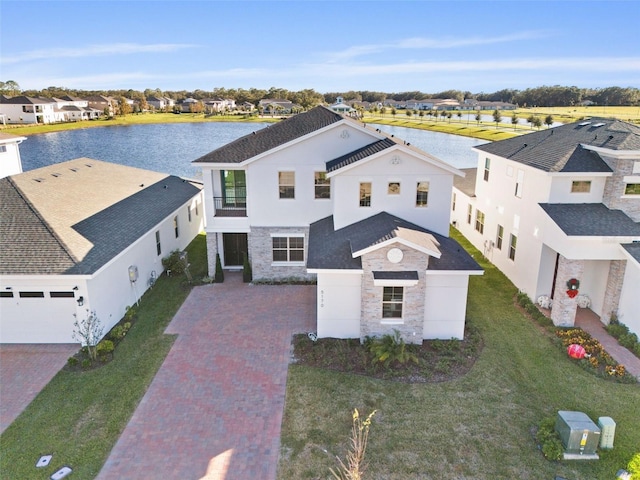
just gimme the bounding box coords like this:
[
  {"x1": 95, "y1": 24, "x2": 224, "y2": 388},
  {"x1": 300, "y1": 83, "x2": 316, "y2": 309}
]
[
  {"x1": 162, "y1": 249, "x2": 187, "y2": 276},
  {"x1": 67, "y1": 357, "x2": 79, "y2": 367},
  {"x1": 97, "y1": 340, "x2": 114, "y2": 355},
  {"x1": 516, "y1": 291, "x2": 529, "y2": 307},
  {"x1": 368, "y1": 330, "x2": 419, "y2": 367},
  {"x1": 242, "y1": 252, "x2": 252, "y2": 283},
  {"x1": 628, "y1": 452, "x2": 640, "y2": 479},
  {"x1": 619, "y1": 333, "x2": 639, "y2": 350},
  {"x1": 124, "y1": 305, "x2": 137, "y2": 322},
  {"x1": 605, "y1": 323, "x2": 629, "y2": 338},
  {"x1": 109, "y1": 323, "x2": 130, "y2": 340},
  {"x1": 214, "y1": 253, "x2": 224, "y2": 283},
  {"x1": 81, "y1": 359, "x2": 91, "y2": 369},
  {"x1": 535, "y1": 416, "x2": 564, "y2": 461}
]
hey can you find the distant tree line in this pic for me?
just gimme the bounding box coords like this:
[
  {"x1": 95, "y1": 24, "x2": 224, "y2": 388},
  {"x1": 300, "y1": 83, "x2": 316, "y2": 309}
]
[{"x1": 2, "y1": 81, "x2": 639, "y2": 108}]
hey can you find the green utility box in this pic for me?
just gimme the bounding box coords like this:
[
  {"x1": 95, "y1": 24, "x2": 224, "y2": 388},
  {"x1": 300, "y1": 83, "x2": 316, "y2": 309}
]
[{"x1": 597, "y1": 416, "x2": 616, "y2": 449}]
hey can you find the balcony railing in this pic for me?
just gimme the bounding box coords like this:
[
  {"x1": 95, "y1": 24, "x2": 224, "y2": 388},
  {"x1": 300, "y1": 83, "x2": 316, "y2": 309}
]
[{"x1": 214, "y1": 196, "x2": 247, "y2": 217}]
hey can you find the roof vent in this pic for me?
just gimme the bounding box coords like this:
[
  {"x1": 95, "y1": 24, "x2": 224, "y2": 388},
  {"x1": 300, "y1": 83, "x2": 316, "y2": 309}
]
[
  {"x1": 579, "y1": 121, "x2": 591, "y2": 126},
  {"x1": 51, "y1": 173, "x2": 61, "y2": 177},
  {"x1": 592, "y1": 122, "x2": 606, "y2": 127}
]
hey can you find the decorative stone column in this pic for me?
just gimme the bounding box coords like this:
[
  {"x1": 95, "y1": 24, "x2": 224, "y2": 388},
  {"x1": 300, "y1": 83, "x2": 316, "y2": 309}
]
[
  {"x1": 551, "y1": 256, "x2": 584, "y2": 327},
  {"x1": 206, "y1": 232, "x2": 218, "y2": 277},
  {"x1": 601, "y1": 260, "x2": 626, "y2": 325}
]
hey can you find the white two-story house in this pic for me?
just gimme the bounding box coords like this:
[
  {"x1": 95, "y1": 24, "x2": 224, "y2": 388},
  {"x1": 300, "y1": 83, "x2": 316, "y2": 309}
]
[
  {"x1": 0, "y1": 132, "x2": 26, "y2": 179},
  {"x1": 451, "y1": 118, "x2": 640, "y2": 336},
  {"x1": 193, "y1": 106, "x2": 482, "y2": 342}
]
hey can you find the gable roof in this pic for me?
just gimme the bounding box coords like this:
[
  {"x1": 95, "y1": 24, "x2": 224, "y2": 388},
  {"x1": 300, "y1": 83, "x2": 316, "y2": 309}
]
[
  {"x1": 307, "y1": 212, "x2": 482, "y2": 272},
  {"x1": 453, "y1": 167, "x2": 477, "y2": 197},
  {"x1": 539, "y1": 203, "x2": 640, "y2": 237},
  {"x1": 0, "y1": 159, "x2": 202, "y2": 275},
  {"x1": 326, "y1": 138, "x2": 396, "y2": 172},
  {"x1": 475, "y1": 118, "x2": 640, "y2": 172},
  {"x1": 622, "y1": 243, "x2": 640, "y2": 265},
  {"x1": 0, "y1": 95, "x2": 55, "y2": 105},
  {"x1": 192, "y1": 106, "x2": 344, "y2": 164},
  {"x1": 0, "y1": 132, "x2": 26, "y2": 144}
]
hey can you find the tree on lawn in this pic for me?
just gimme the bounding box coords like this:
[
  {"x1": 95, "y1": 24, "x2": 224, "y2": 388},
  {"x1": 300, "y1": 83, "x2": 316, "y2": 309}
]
[
  {"x1": 492, "y1": 109, "x2": 502, "y2": 128},
  {"x1": 457, "y1": 111, "x2": 462, "y2": 122},
  {"x1": 72, "y1": 310, "x2": 104, "y2": 361},
  {"x1": 532, "y1": 116, "x2": 543, "y2": 129},
  {"x1": 118, "y1": 97, "x2": 132, "y2": 116},
  {"x1": 511, "y1": 113, "x2": 519, "y2": 130},
  {"x1": 475, "y1": 111, "x2": 482, "y2": 125},
  {"x1": 545, "y1": 115, "x2": 554, "y2": 128}
]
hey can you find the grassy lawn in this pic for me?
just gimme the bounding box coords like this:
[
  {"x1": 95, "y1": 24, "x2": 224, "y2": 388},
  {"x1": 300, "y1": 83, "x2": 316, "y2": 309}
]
[
  {"x1": 277, "y1": 230, "x2": 640, "y2": 480},
  {"x1": 0, "y1": 233, "x2": 208, "y2": 479}
]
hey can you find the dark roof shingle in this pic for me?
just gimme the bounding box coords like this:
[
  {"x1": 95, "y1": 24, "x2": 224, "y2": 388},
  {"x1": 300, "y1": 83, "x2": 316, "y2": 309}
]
[
  {"x1": 539, "y1": 203, "x2": 640, "y2": 237},
  {"x1": 192, "y1": 106, "x2": 344, "y2": 164},
  {"x1": 475, "y1": 118, "x2": 639, "y2": 172}
]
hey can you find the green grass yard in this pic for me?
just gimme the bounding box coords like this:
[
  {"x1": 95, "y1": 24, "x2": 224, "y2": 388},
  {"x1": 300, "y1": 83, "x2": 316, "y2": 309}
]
[{"x1": 277, "y1": 230, "x2": 640, "y2": 480}]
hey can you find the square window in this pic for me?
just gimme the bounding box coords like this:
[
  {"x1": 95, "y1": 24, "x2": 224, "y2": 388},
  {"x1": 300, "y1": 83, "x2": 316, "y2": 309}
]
[
  {"x1": 314, "y1": 171, "x2": 330, "y2": 199},
  {"x1": 360, "y1": 182, "x2": 372, "y2": 207},
  {"x1": 571, "y1": 181, "x2": 591, "y2": 193},
  {"x1": 382, "y1": 286, "x2": 403, "y2": 318},
  {"x1": 416, "y1": 182, "x2": 429, "y2": 207},
  {"x1": 272, "y1": 236, "x2": 304, "y2": 263},
  {"x1": 279, "y1": 171, "x2": 295, "y2": 199},
  {"x1": 388, "y1": 182, "x2": 401, "y2": 195}
]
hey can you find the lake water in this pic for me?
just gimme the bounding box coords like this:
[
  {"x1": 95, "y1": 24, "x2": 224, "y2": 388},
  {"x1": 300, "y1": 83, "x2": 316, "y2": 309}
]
[{"x1": 19, "y1": 121, "x2": 487, "y2": 180}]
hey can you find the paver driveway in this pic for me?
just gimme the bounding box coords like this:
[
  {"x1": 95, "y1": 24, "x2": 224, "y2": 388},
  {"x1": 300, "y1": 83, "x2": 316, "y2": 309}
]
[{"x1": 97, "y1": 272, "x2": 315, "y2": 480}]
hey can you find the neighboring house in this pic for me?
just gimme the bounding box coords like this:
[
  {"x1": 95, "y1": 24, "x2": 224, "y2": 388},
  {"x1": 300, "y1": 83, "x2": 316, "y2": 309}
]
[
  {"x1": 258, "y1": 99, "x2": 295, "y2": 115},
  {"x1": 451, "y1": 118, "x2": 640, "y2": 336},
  {"x1": 328, "y1": 96, "x2": 354, "y2": 114},
  {"x1": 181, "y1": 98, "x2": 201, "y2": 112},
  {"x1": 0, "y1": 133, "x2": 26, "y2": 179},
  {"x1": 0, "y1": 158, "x2": 204, "y2": 343},
  {"x1": 193, "y1": 106, "x2": 482, "y2": 343},
  {"x1": 86, "y1": 95, "x2": 117, "y2": 116},
  {"x1": 0, "y1": 96, "x2": 60, "y2": 124},
  {"x1": 53, "y1": 96, "x2": 102, "y2": 121},
  {"x1": 204, "y1": 98, "x2": 236, "y2": 113}
]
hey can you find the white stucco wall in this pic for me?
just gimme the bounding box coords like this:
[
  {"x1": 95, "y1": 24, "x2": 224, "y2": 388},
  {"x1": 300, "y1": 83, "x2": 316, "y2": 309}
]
[
  {"x1": 548, "y1": 175, "x2": 608, "y2": 203},
  {"x1": 316, "y1": 271, "x2": 362, "y2": 338},
  {"x1": 618, "y1": 259, "x2": 640, "y2": 336},
  {"x1": 331, "y1": 150, "x2": 455, "y2": 235},
  {"x1": 423, "y1": 273, "x2": 470, "y2": 340},
  {"x1": 579, "y1": 260, "x2": 610, "y2": 317},
  {"x1": 0, "y1": 139, "x2": 24, "y2": 179}
]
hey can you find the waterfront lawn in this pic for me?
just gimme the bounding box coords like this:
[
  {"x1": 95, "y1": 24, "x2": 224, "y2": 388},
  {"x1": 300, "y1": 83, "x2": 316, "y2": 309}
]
[
  {"x1": 0, "y1": 234, "x2": 208, "y2": 479},
  {"x1": 277, "y1": 230, "x2": 640, "y2": 480}
]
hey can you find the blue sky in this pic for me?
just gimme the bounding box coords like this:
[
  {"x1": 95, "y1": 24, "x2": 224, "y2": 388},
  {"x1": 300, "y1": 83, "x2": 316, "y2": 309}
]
[{"x1": 2, "y1": 0, "x2": 639, "y2": 94}]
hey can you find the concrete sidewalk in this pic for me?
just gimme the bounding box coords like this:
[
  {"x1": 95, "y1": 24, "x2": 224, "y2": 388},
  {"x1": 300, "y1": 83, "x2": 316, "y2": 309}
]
[{"x1": 97, "y1": 272, "x2": 316, "y2": 480}]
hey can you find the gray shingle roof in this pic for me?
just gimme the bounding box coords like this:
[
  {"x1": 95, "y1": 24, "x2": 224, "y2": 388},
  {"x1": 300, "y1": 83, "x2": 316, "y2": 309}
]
[
  {"x1": 326, "y1": 138, "x2": 395, "y2": 172},
  {"x1": 539, "y1": 203, "x2": 640, "y2": 237},
  {"x1": 453, "y1": 168, "x2": 477, "y2": 197},
  {"x1": 307, "y1": 212, "x2": 482, "y2": 272},
  {"x1": 1, "y1": 159, "x2": 202, "y2": 275},
  {"x1": 475, "y1": 118, "x2": 640, "y2": 172},
  {"x1": 622, "y1": 243, "x2": 640, "y2": 264},
  {"x1": 192, "y1": 106, "x2": 344, "y2": 164}
]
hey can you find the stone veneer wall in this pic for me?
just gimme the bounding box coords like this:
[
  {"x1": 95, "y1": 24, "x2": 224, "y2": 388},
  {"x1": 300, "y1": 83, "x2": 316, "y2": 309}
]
[
  {"x1": 551, "y1": 255, "x2": 584, "y2": 327},
  {"x1": 206, "y1": 232, "x2": 218, "y2": 277},
  {"x1": 601, "y1": 260, "x2": 627, "y2": 325},
  {"x1": 602, "y1": 156, "x2": 640, "y2": 222},
  {"x1": 360, "y1": 246, "x2": 428, "y2": 345},
  {"x1": 248, "y1": 226, "x2": 314, "y2": 281}
]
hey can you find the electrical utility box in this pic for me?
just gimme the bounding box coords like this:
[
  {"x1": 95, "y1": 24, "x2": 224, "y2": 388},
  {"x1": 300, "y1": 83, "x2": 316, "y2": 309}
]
[
  {"x1": 597, "y1": 416, "x2": 616, "y2": 449},
  {"x1": 555, "y1": 411, "x2": 601, "y2": 456}
]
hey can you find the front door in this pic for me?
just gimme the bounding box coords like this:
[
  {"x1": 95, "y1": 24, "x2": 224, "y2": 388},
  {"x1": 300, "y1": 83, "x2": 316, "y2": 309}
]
[{"x1": 223, "y1": 233, "x2": 248, "y2": 267}]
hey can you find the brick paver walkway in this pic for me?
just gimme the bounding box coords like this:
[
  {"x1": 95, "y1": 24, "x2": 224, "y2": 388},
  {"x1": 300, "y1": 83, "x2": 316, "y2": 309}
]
[
  {"x1": 97, "y1": 272, "x2": 316, "y2": 480},
  {"x1": 0, "y1": 343, "x2": 78, "y2": 434}
]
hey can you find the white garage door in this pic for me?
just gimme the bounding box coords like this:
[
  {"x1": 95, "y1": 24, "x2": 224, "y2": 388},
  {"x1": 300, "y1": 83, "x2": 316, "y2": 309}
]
[{"x1": 0, "y1": 290, "x2": 78, "y2": 343}]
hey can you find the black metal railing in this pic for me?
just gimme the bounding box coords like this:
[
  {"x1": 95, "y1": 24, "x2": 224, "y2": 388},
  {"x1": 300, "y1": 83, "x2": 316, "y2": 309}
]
[{"x1": 214, "y1": 196, "x2": 247, "y2": 217}]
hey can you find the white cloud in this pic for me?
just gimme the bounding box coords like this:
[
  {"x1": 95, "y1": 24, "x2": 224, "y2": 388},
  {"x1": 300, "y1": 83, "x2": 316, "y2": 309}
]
[
  {"x1": 1, "y1": 43, "x2": 197, "y2": 64},
  {"x1": 327, "y1": 31, "x2": 550, "y2": 61}
]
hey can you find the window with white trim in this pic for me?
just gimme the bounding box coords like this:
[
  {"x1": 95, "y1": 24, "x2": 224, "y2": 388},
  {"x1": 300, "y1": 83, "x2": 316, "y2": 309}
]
[
  {"x1": 187, "y1": 206, "x2": 192, "y2": 222},
  {"x1": 483, "y1": 157, "x2": 491, "y2": 181},
  {"x1": 509, "y1": 234, "x2": 517, "y2": 261},
  {"x1": 279, "y1": 171, "x2": 295, "y2": 199},
  {"x1": 571, "y1": 180, "x2": 591, "y2": 193},
  {"x1": 156, "y1": 231, "x2": 161, "y2": 256},
  {"x1": 174, "y1": 216, "x2": 179, "y2": 238},
  {"x1": 388, "y1": 182, "x2": 400, "y2": 195},
  {"x1": 452, "y1": 192, "x2": 456, "y2": 211},
  {"x1": 382, "y1": 286, "x2": 403, "y2": 319},
  {"x1": 314, "y1": 171, "x2": 330, "y2": 199},
  {"x1": 0, "y1": 146, "x2": 7, "y2": 153},
  {"x1": 475, "y1": 210, "x2": 485, "y2": 234},
  {"x1": 496, "y1": 225, "x2": 504, "y2": 250},
  {"x1": 416, "y1": 182, "x2": 429, "y2": 207},
  {"x1": 515, "y1": 169, "x2": 524, "y2": 198},
  {"x1": 467, "y1": 204, "x2": 473, "y2": 224},
  {"x1": 359, "y1": 182, "x2": 371, "y2": 207},
  {"x1": 624, "y1": 183, "x2": 640, "y2": 195},
  {"x1": 272, "y1": 236, "x2": 304, "y2": 263}
]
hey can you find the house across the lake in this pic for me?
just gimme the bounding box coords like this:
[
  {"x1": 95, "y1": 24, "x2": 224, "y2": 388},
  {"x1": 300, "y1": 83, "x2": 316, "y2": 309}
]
[
  {"x1": 451, "y1": 118, "x2": 640, "y2": 336},
  {"x1": 193, "y1": 106, "x2": 482, "y2": 343},
  {"x1": 0, "y1": 158, "x2": 204, "y2": 343}
]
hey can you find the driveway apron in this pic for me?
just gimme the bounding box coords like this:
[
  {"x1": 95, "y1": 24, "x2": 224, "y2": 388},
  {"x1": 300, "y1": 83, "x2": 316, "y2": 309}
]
[{"x1": 97, "y1": 273, "x2": 316, "y2": 480}]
